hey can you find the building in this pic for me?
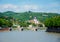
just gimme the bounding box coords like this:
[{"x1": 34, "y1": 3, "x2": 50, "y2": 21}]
[{"x1": 28, "y1": 17, "x2": 40, "y2": 24}]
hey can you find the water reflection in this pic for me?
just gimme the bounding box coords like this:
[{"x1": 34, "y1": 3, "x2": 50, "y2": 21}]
[{"x1": 0, "y1": 30, "x2": 60, "y2": 42}]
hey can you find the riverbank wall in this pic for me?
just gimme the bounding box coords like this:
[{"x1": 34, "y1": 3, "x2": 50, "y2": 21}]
[{"x1": 46, "y1": 27, "x2": 60, "y2": 33}]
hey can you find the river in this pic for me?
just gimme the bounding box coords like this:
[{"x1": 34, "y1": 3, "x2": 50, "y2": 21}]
[{"x1": 0, "y1": 30, "x2": 60, "y2": 42}]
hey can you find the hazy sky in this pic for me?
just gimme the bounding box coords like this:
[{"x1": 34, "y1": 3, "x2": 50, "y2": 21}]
[{"x1": 0, "y1": 0, "x2": 60, "y2": 13}]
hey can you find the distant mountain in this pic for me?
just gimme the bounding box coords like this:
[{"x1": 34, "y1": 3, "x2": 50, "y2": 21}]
[
  {"x1": 3, "y1": 11, "x2": 15, "y2": 14},
  {"x1": 0, "y1": 11, "x2": 60, "y2": 22}
]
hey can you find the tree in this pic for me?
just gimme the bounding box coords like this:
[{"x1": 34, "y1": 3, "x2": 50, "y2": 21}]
[
  {"x1": 0, "y1": 18, "x2": 5, "y2": 27},
  {"x1": 19, "y1": 22, "x2": 29, "y2": 27},
  {"x1": 0, "y1": 18, "x2": 13, "y2": 28},
  {"x1": 44, "y1": 16, "x2": 60, "y2": 27}
]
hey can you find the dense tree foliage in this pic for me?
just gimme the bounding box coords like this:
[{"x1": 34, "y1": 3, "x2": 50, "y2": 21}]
[
  {"x1": 19, "y1": 22, "x2": 29, "y2": 27},
  {"x1": 0, "y1": 18, "x2": 13, "y2": 28},
  {"x1": 44, "y1": 16, "x2": 60, "y2": 27}
]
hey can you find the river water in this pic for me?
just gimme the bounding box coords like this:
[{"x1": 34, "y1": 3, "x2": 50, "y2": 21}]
[{"x1": 0, "y1": 30, "x2": 60, "y2": 42}]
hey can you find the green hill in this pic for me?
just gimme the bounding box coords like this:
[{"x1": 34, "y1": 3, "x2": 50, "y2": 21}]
[{"x1": 0, "y1": 11, "x2": 60, "y2": 22}]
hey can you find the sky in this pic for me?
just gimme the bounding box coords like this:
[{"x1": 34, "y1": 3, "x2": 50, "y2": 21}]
[{"x1": 0, "y1": 0, "x2": 60, "y2": 13}]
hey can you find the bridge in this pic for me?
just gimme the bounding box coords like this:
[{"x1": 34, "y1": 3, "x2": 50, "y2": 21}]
[{"x1": 17, "y1": 27, "x2": 46, "y2": 31}]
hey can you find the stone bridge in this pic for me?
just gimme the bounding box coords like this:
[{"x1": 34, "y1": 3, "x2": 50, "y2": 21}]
[{"x1": 17, "y1": 27, "x2": 46, "y2": 31}]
